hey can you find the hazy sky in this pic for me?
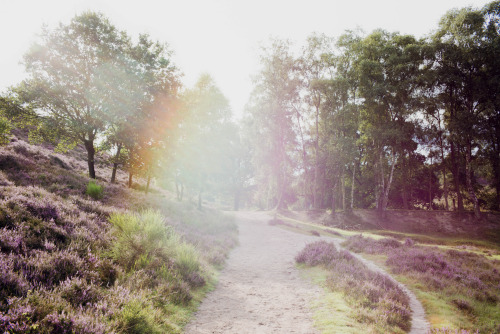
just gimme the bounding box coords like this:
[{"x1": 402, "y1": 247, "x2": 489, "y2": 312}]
[{"x1": 0, "y1": 0, "x2": 492, "y2": 118}]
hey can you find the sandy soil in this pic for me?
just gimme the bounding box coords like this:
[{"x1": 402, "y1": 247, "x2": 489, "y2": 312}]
[
  {"x1": 184, "y1": 211, "x2": 321, "y2": 334},
  {"x1": 184, "y1": 211, "x2": 429, "y2": 334}
]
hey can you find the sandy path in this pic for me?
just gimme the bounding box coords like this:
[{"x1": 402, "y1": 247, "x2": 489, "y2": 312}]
[
  {"x1": 184, "y1": 211, "x2": 321, "y2": 334},
  {"x1": 184, "y1": 211, "x2": 429, "y2": 334}
]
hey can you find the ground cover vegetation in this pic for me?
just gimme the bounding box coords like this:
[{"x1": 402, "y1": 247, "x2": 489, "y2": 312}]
[
  {"x1": 0, "y1": 133, "x2": 237, "y2": 333},
  {"x1": 295, "y1": 240, "x2": 411, "y2": 333},
  {"x1": 0, "y1": 12, "x2": 238, "y2": 332},
  {"x1": 343, "y1": 234, "x2": 500, "y2": 332}
]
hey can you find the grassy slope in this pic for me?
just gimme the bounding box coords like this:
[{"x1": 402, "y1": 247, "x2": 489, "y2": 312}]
[{"x1": 0, "y1": 133, "x2": 237, "y2": 333}]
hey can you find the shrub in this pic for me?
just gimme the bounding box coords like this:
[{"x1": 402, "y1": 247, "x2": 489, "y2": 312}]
[
  {"x1": 86, "y1": 181, "x2": 103, "y2": 200},
  {"x1": 296, "y1": 241, "x2": 411, "y2": 332},
  {"x1": 115, "y1": 300, "x2": 162, "y2": 334},
  {"x1": 59, "y1": 277, "x2": 101, "y2": 307},
  {"x1": 343, "y1": 234, "x2": 401, "y2": 254}
]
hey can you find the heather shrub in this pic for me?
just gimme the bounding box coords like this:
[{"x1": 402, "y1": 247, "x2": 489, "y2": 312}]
[
  {"x1": 343, "y1": 234, "x2": 402, "y2": 254},
  {"x1": 86, "y1": 180, "x2": 103, "y2": 200},
  {"x1": 59, "y1": 277, "x2": 101, "y2": 307},
  {"x1": 295, "y1": 241, "x2": 339, "y2": 266},
  {"x1": 296, "y1": 241, "x2": 411, "y2": 332},
  {"x1": 22, "y1": 250, "x2": 85, "y2": 287}
]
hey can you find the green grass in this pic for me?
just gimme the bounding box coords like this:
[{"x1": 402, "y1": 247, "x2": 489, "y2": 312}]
[
  {"x1": 289, "y1": 212, "x2": 500, "y2": 333},
  {"x1": 86, "y1": 180, "x2": 103, "y2": 199},
  {"x1": 299, "y1": 265, "x2": 368, "y2": 334}
]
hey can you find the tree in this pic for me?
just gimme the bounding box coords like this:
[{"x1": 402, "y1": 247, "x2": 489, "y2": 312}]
[
  {"x1": 348, "y1": 31, "x2": 424, "y2": 215},
  {"x1": 175, "y1": 74, "x2": 232, "y2": 209},
  {"x1": 246, "y1": 39, "x2": 300, "y2": 210},
  {"x1": 431, "y1": 6, "x2": 489, "y2": 218},
  {"x1": 19, "y1": 12, "x2": 128, "y2": 178},
  {"x1": 106, "y1": 34, "x2": 180, "y2": 184}
]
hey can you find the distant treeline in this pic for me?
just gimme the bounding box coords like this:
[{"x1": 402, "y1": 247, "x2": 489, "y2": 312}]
[{"x1": 244, "y1": 1, "x2": 500, "y2": 218}]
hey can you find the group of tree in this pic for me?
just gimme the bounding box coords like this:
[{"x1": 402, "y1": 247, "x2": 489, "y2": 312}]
[
  {"x1": 245, "y1": 1, "x2": 500, "y2": 218},
  {"x1": 0, "y1": 11, "x2": 245, "y2": 207}
]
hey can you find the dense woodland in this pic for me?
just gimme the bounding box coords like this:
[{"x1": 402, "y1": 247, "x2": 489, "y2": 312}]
[{"x1": 1, "y1": 2, "x2": 500, "y2": 218}]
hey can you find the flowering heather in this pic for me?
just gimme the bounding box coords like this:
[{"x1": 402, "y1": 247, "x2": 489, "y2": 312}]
[
  {"x1": 296, "y1": 241, "x2": 411, "y2": 332},
  {"x1": 343, "y1": 234, "x2": 403, "y2": 254},
  {"x1": 0, "y1": 136, "x2": 238, "y2": 333},
  {"x1": 346, "y1": 234, "x2": 500, "y2": 332}
]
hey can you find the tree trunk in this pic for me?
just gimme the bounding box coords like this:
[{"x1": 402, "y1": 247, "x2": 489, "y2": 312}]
[
  {"x1": 381, "y1": 150, "x2": 397, "y2": 214},
  {"x1": 428, "y1": 163, "x2": 433, "y2": 211},
  {"x1": 402, "y1": 153, "x2": 409, "y2": 210},
  {"x1": 465, "y1": 141, "x2": 481, "y2": 219},
  {"x1": 84, "y1": 139, "x2": 96, "y2": 179},
  {"x1": 439, "y1": 141, "x2": 449, "y2": 211},
  {"x1": 330, "y1": 179, "x2": 338, "y2": 216},
  {"x1": 450, "y1": 141, "x2": 464, "y2": 212},
  {"x1": 110, "y1": 142, "x2": 122, "y2": 183},
  {"x1": 350, "y1": 160, "x2": 356, "y2": 211},
  {"x1": 313, "y1": 104, "x2": 320, "y2": 209},
  {"x1": 175, "y1": 179, "x2": 184, "y2": 201},
  {"x1": 146, "y1": 174, "x2": 151, "y2": 194},
  {"x1": 341, "y1": 173, "x2": 345, "y2": 211},
  {"x1": 128, "y1": 173, "x2": 133, "y2": 188}
]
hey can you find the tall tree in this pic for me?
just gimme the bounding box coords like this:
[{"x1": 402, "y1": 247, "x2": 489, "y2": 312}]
[
  {"x1": 246, "y1": 39, "x2": 300, "y2": 210},
  {"x1": 20, "y1": 12, "x2": 128, "y2": 178}
]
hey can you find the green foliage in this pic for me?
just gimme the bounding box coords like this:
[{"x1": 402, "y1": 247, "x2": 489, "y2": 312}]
[
  {"x1": 115, "y1": 299, "x2": 163, "y2": 334},
  {"x1": 86, "y1": 180, "x2": 104, "y2": 200},
  {"x1": 108, "y1": 209, "x2": 201, "y2": 283},
  {"x1": 0, "y1": 115, "x2": 11, "y2": 145}
]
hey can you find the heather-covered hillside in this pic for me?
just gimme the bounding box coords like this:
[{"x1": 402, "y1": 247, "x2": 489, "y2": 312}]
[{"x1": 0, "y1": 133, "x2": 237, "y2": 333}]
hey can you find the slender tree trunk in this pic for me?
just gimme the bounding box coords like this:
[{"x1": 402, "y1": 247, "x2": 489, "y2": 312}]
[
  {"x1": 128, "y1": 173, "x2": 133, "y2": 188},
  {"x1": 381, "y1": 150, "x2": 397, "y2": 214},
  {"x1": 313, "y1": 104, "x2": 320, "y2": 209},
  {"x1": 341, "y1": 173, "x2": 345, "y2": 211},
  {"x1": 331, "y1": 179, "x2": 338, "y2": 216},
  {"x1": 175, "y1": 180, "x2": 183, "y2": 201},
  {"x1": 402, "y1": 153, "x2": 409, "y2": 210},
  {"x1": 450, "y1": 141, "x2": 464, "y2": 212},
  {"x1": 375, "y1": 160, "x2": 381, "y2": 211},
  {"x1": 146, "y1": 174, "x2": 151, "y2": 194},
  {"x1": 84, "y1": 139, "x2": 96, "y2": 179},
  {"x1": 110, "y1": 142, "x2": 122, "y2": 183},
  {"x1": 350, "y1": 160, "x2": 356, "y2": 211},
  {"x1": 428, "y1": 162, "x2": 433, "y2": 211},
  {"x1": 465, "y1": 141, "x2": 481, "y2": 219},
  {"x1": 439, "y1": 138, "x2": 449, "y2": 211}
]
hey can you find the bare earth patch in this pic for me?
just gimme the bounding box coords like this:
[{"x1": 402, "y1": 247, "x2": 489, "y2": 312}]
[{"x1": 184, "y1": 211, "x2": 321, "y2": 334}]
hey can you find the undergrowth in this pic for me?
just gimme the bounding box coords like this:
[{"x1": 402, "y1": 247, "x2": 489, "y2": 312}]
[
  {"x1": 296, "y1": 240, "x2": 411, "y2": 333},
  {"x1": 0, "y1": 136, "x2": 237, "y2": 333},
  {"x1": 343, "y1": 235, "x2": 500, "y2": 333}
]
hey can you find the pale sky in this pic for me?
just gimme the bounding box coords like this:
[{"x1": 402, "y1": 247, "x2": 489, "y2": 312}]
[{"x1": 0, "y1": 0, "x2": 492, "y2": 118}]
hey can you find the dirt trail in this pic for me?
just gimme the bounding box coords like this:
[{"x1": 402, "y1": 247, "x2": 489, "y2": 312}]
[
  {"x1": 185, "y1": 211, "x2": 321, "y2": 334},
  {"x1": 184, "y1": 211, "x2": 429, "y2": 334}
]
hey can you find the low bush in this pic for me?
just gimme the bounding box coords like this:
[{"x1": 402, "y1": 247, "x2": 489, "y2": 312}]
[
  {"x1": 347, "y1": 234, "x2": 500, "y2": 333},
  {"x1": 296, "y1": 241, "x2": 411, "y2": 333},
  {"x1": 343, "y1": 234, "x2": 402, "y2": 254},
  {"x1": 86, "y1": 180, "x2": 103, "y2": 200}
]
